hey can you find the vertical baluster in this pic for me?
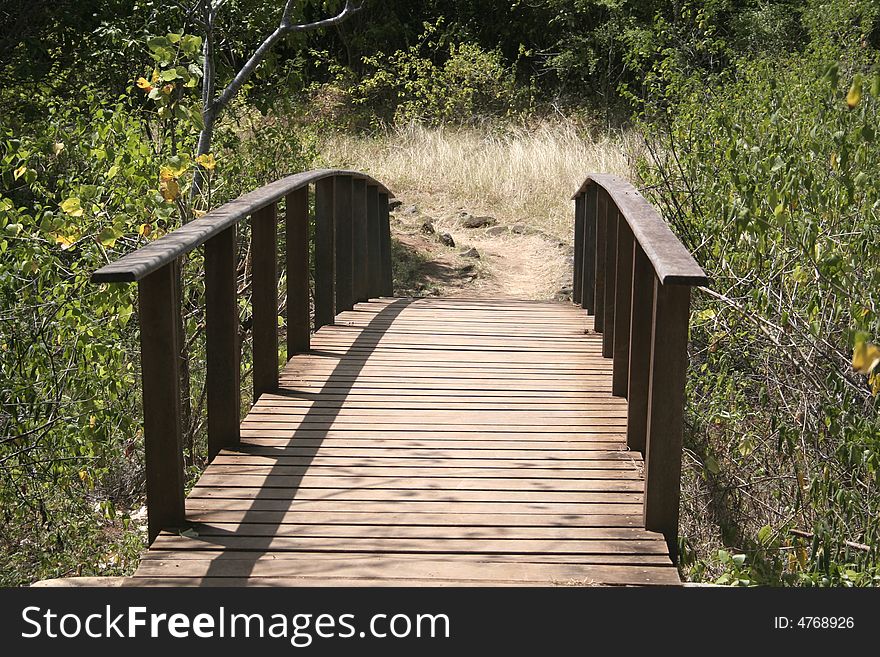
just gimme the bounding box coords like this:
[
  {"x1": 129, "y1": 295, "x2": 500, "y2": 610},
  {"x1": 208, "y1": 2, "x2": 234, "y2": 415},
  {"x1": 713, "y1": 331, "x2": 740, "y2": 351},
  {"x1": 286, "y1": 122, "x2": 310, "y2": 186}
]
[
  {"x1": 366, "y1": 185, "x2": 381, "y2": 299},
  {"x1": 334, "y1": 175, "x2": 354, "y2": 313},
  {"x1": 251, "y1": 202, "x2": 278, "y2": 402},
  {"x1": 627, "y1": 244, "x2": 654, "y2": 453},
  {"x1": 612, "y1": 220, "x2": 634, "y2": 397},
  {"x1": 583, "y1": 185, "x2": 597, "y2": 314},
  {"x1": 643, "y1": 280, "x2": 691, "y2": 557},
  {"x1": 205, "y1": 226, "x2": 240, "y2": 461},
  {"x1": 286, "y1": 187, "x2": 310, "y2": 357},
  {"x1": 138, "y1": 262, "x2": 186, "y2": 543},
  {"x1": 573, "y1": 194, "x2": 584, "y2": 306},
  {"x1": 379, "y1": 192, "x2": 392, "y2": 296},
  {"x1": 314, "y1": 177, "x2": 335, "y2": 329},
  {"x1": 602, "y1": 206, "x2": 618, "y2": 358},
  {"x1": 594, "y1": 189, "x2": 608, "y2": 332},
  {"x1": 351, "y1": 178, "x2": 368, "y2": 304}
]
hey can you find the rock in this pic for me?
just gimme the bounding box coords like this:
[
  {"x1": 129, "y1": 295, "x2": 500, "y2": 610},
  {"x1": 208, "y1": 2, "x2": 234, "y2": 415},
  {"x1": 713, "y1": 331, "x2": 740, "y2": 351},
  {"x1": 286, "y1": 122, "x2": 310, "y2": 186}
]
[
  {"x1": 460, "y1": 247, "x2": 480, "y2": 258},
  {"x1": 402, "y1": 204, "x2": 419, "y2": 216},
  {"x1": 556, "y1": 286, "x2": 573, "y2": 301},
  {"x1": 511, "y1": 223, "x2": 530, "y2": 235},
  {"x1": 486, "y1": 225, "x2": 508, "y2": 237},
  {"x1": 420, "y1": 220, "x2": 435, "y2": 235},
  {"x1": 388, "y1": 199, "x2": 403, "y2": 211},
  {"x1": 460, "y1": 214, "x2": 496, "y2": 229},
  {"x1": 439, "y1": 232, "x2": 455, "y2": 247},
  {"x1": 459, "y1": 263, "x2": 476, "y2": 274}
]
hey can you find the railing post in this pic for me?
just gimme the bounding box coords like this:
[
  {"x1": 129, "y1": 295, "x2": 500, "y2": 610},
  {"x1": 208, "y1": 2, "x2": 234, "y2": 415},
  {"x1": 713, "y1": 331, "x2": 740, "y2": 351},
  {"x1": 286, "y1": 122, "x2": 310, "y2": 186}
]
[
  {"x1": 573, "y1": 194, "x2": 584, "y2": 306},
  {"x1": 594, "y1": 189, "x2": 608, "y2": 332},
  {"x1": 251, "y1": 202, "x2": 278, "y2": 402},
  {"x1": 612, "y1": 220, "x2": 634, "y2": 397},
  {"x1": 582, "y1": 185, "x2": 597, "y2": 314},
  {"x1": 286, "y1": 187, "x2": 310, "y2": 357},
  {"x1": 334, "y1": 175, "x2": 354, "y2": 313},
  {"x1": 137, "y1": 262, "x2": 186, "y2": 543},
  {"x1": 627, "y1": 244, "x2": 654, "y2": 453},
  {"x1": 643, "y1": 280, "x2": 691, "y2": 557},
  {"x1": 602, "y1": 206, "x2": 618, "y2": 358},
  {"x1": 366, "y1": 185, "x2": 381, "y2": 299},
  {"x1": 352, "y1": 178, "x2": 368, "y2": 304},
  {"x1": 314, "y1": 177, "x2": 335, "y2": 329},
  {"x1": 204, "y1": 226, "x2": 240, "y2": 461},
  {"x1": 379, "y1": 192, "x2": 393, "y2": 296}
]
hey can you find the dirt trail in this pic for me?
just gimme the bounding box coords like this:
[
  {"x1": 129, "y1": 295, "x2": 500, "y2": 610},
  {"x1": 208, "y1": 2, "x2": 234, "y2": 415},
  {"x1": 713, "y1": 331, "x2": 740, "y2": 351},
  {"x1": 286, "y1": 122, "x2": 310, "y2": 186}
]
[{"x1": 389, "y1": 201, "x2": 572, "y2": 301}]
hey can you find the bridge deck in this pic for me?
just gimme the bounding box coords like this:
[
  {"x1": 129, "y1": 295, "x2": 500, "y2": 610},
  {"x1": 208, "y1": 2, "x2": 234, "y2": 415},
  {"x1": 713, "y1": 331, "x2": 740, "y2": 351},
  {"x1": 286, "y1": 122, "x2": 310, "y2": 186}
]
[{"x1": 130, "y1": 297, "x2": 680, "y2": 586}]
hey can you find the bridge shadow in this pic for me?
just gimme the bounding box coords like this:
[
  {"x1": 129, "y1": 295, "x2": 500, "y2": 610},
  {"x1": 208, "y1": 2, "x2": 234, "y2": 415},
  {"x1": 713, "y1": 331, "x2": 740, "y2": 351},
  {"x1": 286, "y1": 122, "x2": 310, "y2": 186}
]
[{"x1": 197, "y1": 297, "x2": 413, "y2": 580}]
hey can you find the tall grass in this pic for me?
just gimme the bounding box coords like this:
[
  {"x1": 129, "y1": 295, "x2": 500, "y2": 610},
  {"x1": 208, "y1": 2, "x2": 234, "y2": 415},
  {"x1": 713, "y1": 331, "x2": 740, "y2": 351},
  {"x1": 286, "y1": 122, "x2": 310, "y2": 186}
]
[{"x1": 319, "y1": 120, "x2": 637, "y2": 237}]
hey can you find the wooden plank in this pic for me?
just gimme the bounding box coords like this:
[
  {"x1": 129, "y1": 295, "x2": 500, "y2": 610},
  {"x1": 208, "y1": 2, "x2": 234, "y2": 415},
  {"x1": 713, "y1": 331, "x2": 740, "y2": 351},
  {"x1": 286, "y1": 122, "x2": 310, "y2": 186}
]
[
  {"x1": 313, "y1": 177, "x2": 335, "y2": 329},
  {"x1": 602, "y1": 207, "x2": 618, "y2": 358},
  {"x1": 137, "y1": 263, "x2": 186, "y2": 542},
  {"x1": 594, "y1": 188, "x2": 608, "y2": 332},
  {"x1": 285, "y1": 186, "x2": 310, "y2": 356},
  {"x1": 573, "y1": 193, "x2": 584, "y2": 304},
  {"x1": 366, "y1": 185, "x2": 381, "y2": 298},
  {"x1": 583, "y1": 184, "x2": 597, "y2": 313},
  {"x1": 643, "y1": 281, "x2": 690, "y2": 556},
  {"x1": 251, "y1": 202, "x2": 278, "y2": 401},
  {"x1": 204, "y1": 226, "x2": 240, "y2": 459},
  {"x1": 379, "y1": 192, "x2": 392, "y2": 295},
  {"x1": 627, "y1": 244, "x2": 654, "y2": 453},
  {"x1": 352, "y1": 178, "x2": 368, "y2": 303},
  {"x1": 612, "y1": 218, "x2": 634, "y2": 397},
  {"x1": 334, "y1": 175, "x2": 354, "y2": 312}
]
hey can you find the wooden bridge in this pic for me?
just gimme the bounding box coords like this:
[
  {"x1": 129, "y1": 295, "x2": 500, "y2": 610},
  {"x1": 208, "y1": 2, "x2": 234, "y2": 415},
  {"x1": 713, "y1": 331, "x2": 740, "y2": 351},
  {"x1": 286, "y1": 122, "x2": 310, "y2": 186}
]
[{"x1": 92, "y1": 170, "x2": 706, "y2": 586}]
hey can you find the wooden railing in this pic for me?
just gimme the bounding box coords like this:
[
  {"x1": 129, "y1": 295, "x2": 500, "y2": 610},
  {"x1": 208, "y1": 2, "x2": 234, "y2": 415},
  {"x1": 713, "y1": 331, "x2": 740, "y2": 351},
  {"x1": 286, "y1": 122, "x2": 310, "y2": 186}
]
[
  {"x1": 571, "y1": 174, "x2": 707, "y2": 555},
  {"x1": 92, "y1": 169, "x2": 394, "y2": 541}
]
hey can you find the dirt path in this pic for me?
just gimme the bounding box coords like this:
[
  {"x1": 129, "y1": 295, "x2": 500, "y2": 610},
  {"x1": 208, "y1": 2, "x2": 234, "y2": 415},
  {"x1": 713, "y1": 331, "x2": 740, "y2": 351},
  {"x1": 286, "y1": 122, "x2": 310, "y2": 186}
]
[{"x1": 389, "y1": 201, "x2": 572, "y2": 301}]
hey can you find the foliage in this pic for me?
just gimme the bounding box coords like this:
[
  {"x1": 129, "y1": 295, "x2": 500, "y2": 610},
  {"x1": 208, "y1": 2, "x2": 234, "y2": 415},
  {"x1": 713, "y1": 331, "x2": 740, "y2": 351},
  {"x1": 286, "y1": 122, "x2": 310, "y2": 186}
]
[{"x1": 637, "y1": 0, "x2": 880, "y2": 585}]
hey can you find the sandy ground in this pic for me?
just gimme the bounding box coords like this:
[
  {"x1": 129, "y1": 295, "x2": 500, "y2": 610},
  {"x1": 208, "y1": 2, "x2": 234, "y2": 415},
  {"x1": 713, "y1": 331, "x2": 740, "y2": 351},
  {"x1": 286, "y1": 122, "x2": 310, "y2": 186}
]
[{"x1": 389, "y1": 196, "x2": 572, "y2": 301}]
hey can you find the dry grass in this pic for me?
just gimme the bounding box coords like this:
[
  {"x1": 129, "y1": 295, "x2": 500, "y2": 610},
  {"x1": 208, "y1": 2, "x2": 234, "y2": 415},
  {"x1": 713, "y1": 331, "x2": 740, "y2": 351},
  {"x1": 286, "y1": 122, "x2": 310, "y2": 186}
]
[{"x1": 318, "y1": 120, "x2": 639, "y2": 238}]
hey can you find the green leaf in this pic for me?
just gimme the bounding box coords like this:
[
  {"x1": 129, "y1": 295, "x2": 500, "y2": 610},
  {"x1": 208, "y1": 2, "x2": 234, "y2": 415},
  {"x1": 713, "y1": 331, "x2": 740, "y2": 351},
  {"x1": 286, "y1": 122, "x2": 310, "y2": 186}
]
[
  {"x1": 160, "y1": 69, "x2": 180, "y2": 81},
  {"x1": 704, "y1": 455, "x2": 720, "y2": 474},
  {"x1": 60, "y1": 197, "x2": 84, "y2": 217}
]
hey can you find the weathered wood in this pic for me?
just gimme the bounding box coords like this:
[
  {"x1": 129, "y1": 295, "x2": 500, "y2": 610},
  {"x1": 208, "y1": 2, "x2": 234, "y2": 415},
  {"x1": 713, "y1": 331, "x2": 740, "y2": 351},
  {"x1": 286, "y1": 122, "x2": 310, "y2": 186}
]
[
  {"x1": 204, "y1": 226, "x2": 240, "y2": 460},
  {"x1": 594, "y1": 189, "x2": 608, "y2": 332},
  {"x1": 379, "y1": 192, "x2": 392, "y2": 296},
  {"x1": 285, "y1": 187, "x2": 310, "y2": 356},
  {"x1": 137, "y1": 264, "x2": 186, "y2": 542},
  {"x1": 251, "y1": 202, "x2": 278, "y2": 401},
  {"x1": 583, "y1": 185, "x2": 597, "y2": 313},
  {"x1": 334, "y1": 175, "x2": 354, "y2": 313},
  {"x1": 643, "y1": 281, "x2": 691, "y2": 556},
  {"x1": 366, "y1": 185, "x2": 381, "y2": 298},
  {"x1": 573, "y1": 194, "x2": 584, "y2": 305},
  {"x1": 93, "y1": 169, "x2": 391, "y2": 283},
  {"x1": 602, "y1": 206, "x2": 618, "y2": 358},
  {"x1": 314, "y1": 177, "x2": 335, "y2": 329},
  {"x1": 627, "y1": 244, "x2": 654, "y2": 453},
  {"x1": 128, "y1": 298, "x2": 679, "y2": 586},
  {"x1": 612, "y1": 219, "x2": 634, "y2": 397},
  {"x1": 571, "y1": 175, "x2": 707, "y2": 286},
  {"x1": 351, "y1": 178, "x2": 368, "y2": 303}
]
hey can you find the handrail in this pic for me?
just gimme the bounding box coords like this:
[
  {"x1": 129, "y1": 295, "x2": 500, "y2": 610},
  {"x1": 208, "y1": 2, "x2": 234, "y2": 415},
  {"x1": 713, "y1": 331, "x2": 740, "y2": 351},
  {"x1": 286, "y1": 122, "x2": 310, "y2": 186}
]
[
  {"x1": 92, "y1": 169, "x2": 392, "y2": 283},
  {"x1": 571, "y1": 174, "x2": 706, "y2": 286},
  {"x1": 571, "y1": 173, "x2": 707, "y2": 558},
  {"x1": 93, "y1": 170, "x2": 394, "y2": 542}
]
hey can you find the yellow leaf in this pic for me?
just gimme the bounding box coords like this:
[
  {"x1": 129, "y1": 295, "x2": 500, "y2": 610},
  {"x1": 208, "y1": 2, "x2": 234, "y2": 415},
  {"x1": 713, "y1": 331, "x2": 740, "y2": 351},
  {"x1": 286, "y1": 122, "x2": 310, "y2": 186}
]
[
  {"x1": 13, "y1": 165, "x2": 26, "y2": 180},
  {"x1": 870, "y1": 372, "x2": 880, "y2": 396},
  {"x1": 138, "y1": 223, "x2": 152, "y2": 237},
  {"x1": 846, "y1": 75, "x2": 862, "y2": 109},
  {"x1": 53, "y1": 233, "x2": 78, "y2": 249},
  {"x1": 136, "y1": 77, "x2": 153, "y2": 92},
  {"x1": 53, "y1": 142, "x2": 65, "y2": 156},
  {"x1": 89, "y1": 415, "x2": 97, "y2": 429},
  {"x1": 79, "y1": 470, "x2": 89, "y2": 482},
  {"x1": 852, "y1": 339, "x2": 880, "y2": 374},
  {"x1": 830, "y1": 152, "x2": 838, "y2": 170},
  {"x1": 60, "y1": 197, "x2": 84, "y2": 217},
  {"x1": 151, "y1": 68, "x2": 160, "y2": 84},
  {"x1": 161, "y1": 83, "x2": 174, "y2": 95},
  {"x1": 160, "y1": 178, "x2": 180, "y2": 202},
  {"x1": 192, "y1": 209, "x2": 206, "y2": 218},
  {"x1": 195, "y1": 153, "x2": 217, "y2": 171}
]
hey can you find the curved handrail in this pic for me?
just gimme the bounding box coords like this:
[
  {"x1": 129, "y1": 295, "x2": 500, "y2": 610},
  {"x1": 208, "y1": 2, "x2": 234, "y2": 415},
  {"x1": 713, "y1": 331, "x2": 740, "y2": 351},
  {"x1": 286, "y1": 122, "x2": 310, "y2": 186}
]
[
  {"x1": 572, "y1": 174, "x2": 706, "y2": 286},
  {"x1": 92, "y1": 168, "x2": 392, "y2": 283}
]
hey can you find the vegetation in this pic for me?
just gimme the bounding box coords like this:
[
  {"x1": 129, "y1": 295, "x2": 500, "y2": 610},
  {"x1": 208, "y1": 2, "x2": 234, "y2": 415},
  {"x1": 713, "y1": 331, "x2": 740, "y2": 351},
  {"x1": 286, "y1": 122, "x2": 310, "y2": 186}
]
[{"x1": 2, "y1": 0, "x2": 880, "y2": 586}]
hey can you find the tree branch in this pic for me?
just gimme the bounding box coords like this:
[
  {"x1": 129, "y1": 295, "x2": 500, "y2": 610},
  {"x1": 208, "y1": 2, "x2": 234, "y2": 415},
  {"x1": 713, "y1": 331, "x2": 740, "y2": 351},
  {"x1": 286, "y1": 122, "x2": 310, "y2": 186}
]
[{"x1": 210, "y1": 0, "x2": 360, "y2": 114}]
